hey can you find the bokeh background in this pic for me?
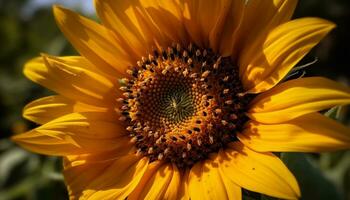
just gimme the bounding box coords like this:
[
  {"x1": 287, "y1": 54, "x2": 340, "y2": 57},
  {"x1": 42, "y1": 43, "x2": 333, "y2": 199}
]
[{"x1": 0, "y1": 0, "x2": 349, "y2": 199}]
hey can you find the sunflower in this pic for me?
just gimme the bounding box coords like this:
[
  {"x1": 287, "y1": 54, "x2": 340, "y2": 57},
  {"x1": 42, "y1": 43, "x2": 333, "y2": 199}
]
[{"x1": 12, "y1": 0, "x2": 350, "y2": 199}]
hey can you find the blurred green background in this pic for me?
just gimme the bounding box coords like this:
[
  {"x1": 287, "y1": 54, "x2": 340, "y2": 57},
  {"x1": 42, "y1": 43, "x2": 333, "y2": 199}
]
[{"x1": 0, "y1": 0, "x2": 349, "y2": 199}]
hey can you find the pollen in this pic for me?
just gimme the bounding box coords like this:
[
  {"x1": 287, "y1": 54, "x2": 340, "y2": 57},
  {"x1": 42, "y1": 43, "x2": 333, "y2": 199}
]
[{"x1": 118, "y1": 44, "x2": 252, "y2": 168}]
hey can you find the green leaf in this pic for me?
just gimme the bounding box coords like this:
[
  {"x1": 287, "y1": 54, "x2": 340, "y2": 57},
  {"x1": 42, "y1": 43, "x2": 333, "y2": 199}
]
[
  {"x1": 0, "y1": 146, "x2": 29, "y2": 186},
  {"x1": 324, "y1": 106, "x2": 343, "y2": 121},
  {"x1": 281, "y1": 153, "x2": 342, "y2": 200}
]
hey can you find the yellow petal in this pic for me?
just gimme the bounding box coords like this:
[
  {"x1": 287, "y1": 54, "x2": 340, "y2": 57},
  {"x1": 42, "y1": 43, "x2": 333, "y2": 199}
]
[
  {"x1": 64, "y1": 155, "x2": 148, "y2": 200},
  {"x1": 235, "y1": 0, "x2": 297, "y2": 58},
  {"x1": 23, "y1": 95, "x2": 106, "y2": 124},
  {"x1": 182, "y1": 0, "x2": 231, "y2": 48},
  {"x1": 217, "y1": 158, "x2": 242, "y2": 200},
  {"x1": 138, "y1": 0, "x2": 188, "y2": 45},
  {"x1": 179, "y1": 169, "x2": 190, "y2": 200},
  {"x1": 181, "y1": 0, "x2": 202, "y2": 46},
  {"x1": 218, "y1": 0, "x2": 245, "y2": 56},
  {"x1": 64, "y1": 158, "x2": 110, "y2": 199},
  {"x1": 94, "y1": 0, "x2": 172, "y2": 55},
  {"x1": 39, "y1": 55, "x2": 116, "y2": 79},
  {"x1": 249, "y1": 77, "x2": 350, "y2": 123},
  {"x1": 163, "y1": 165, "x2": 182, "y2": 200},
  {"x1": 63, "y1": 144, "x2": 136, "y2": 169},
  {"x1": 219, "y1": 143, "x2": 300, "y2": 199},
  {"x1": 135, "y1": 164, "x2": 179, "y2": 200},
  {"x1": 239, "y1": 112, "x2": 350, "y2": 152},
  {"x1": 241, "y1": 18, "x2": 335, "y2": 93},
  {"x1": 12, "y1": 112, "x2": 130, "y2": 156},
  {"x1": 188, "y1": 157, "x2": 231, "y2": 200},
  {"x1": 94, "y1": 0, "x2": 149, "y2": 58},
  {"x1": 24, "y1": 55, "x2": 118, "y2": 107},
  {"x1": 128, "y1": 161, "x2": 162, "y2": 200},
  {"x1": 206, "y1": 0, "x2": 232, "y2": 51},
  {"x1": 129, "y1": 162, "x2": 182, "y2": 200},
  {"x1": 53, "y1": 5, "x2": 131, "y2": 77}
]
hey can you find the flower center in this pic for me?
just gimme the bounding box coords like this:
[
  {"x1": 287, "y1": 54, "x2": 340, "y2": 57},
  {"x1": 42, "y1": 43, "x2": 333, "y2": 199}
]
[{"x1": 118, "y1": 44, "x2": 251, "y2": 168}]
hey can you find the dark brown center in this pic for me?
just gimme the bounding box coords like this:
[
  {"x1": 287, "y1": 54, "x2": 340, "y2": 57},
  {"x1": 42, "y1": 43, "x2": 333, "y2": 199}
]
[{"x1": 117, "y1": 44, "x2": 251, "y2": 168}]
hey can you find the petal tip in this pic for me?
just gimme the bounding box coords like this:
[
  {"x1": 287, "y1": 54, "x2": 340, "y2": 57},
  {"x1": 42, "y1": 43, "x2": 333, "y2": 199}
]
[
  {"x1": 23, "y1": 57, "x2": 43, "y2": 80},
  {"x1": 11, "y1": 132, "x2": 28, "y2": 143},
  {"x1": 52, "y1": 4, "x2": 74, "y2": 25},
  {"x1": 310, "y1": 17, "x2": 337, "y2": 31},
  {"x1": 52, "y1": 4, "x2": 64, "y2": 17}
]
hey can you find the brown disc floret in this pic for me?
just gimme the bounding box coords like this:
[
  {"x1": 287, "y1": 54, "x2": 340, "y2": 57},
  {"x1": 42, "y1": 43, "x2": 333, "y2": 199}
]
[{"x1": 117, "y1": 44, "x2": 252, "y2": 168}]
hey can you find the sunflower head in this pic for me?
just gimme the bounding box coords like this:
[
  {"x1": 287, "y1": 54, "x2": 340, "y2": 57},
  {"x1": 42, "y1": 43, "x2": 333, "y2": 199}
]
[{"x1": 12, "y1": 0, "x2": 350, "y2": 200}]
